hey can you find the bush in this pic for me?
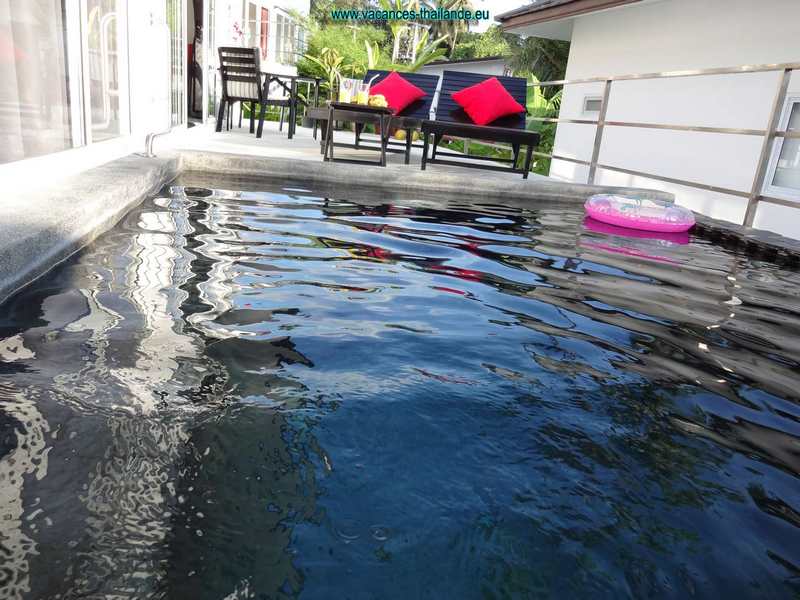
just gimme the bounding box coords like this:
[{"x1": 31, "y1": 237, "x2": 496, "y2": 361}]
[
  {"x1": 450, "y1": 26, "x2": 512, "y2": 61},
  {"x1": 296, "y1": 23, "x2": 388, "y2": 82}
]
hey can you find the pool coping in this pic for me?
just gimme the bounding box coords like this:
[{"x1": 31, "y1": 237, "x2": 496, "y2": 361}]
[
  {"x1": 0, "y1": 153, "x2": 180, "y2": 307},
  {"x1": 177, "y1": 150, "x2": 678, "y2": 204},
  {"x1": 693, "y1": 214, "x2": 800, "y2": 265},
  {"x1": 1, "y1": 149, "x2": 798, "y2": 308}
]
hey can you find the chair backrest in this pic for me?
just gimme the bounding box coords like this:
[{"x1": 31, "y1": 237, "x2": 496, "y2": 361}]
[
  {"x1": 218, "y1": 47, "x2": 262, "y2": 101},
  {"x1": 364, "y1": 70, "x2": 440, "y2": 120},
  {"x1": 436, "y1": 70, "x2": 528, "y2": 129}
]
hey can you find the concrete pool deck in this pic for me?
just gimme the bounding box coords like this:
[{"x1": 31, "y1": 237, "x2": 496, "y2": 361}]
[
  {"x1": 172, "y1": 120, "x2": 550, "y2": 177},
  {"x1": 0, "y1": 154, "x2": 179, "y2": 307},
  {"x1": 1, "y1": 120, "x2": 798, "y2": 307}
]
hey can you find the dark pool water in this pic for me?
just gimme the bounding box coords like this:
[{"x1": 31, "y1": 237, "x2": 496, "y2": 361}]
[{"x1": 1, "y1": 180, "x2": 799, "y2": 599}]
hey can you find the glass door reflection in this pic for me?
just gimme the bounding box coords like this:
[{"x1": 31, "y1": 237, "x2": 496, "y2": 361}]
[{"x1": 83, "y1": 0, "x2": 128, "y2": 142}]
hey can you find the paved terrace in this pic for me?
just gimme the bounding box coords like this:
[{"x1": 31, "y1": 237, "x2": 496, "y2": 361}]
[{"x1": 171, "y1": 120, "x2": 550, "y2": 179}]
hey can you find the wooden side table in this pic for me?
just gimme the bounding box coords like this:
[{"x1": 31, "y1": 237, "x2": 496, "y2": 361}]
[{"x1": 322, "y1": 102, "x2": 393, "y2": 166}]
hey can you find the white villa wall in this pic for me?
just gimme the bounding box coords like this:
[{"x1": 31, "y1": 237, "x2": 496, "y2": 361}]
[
  {"x1": 129, "y1": 3, "x2": 173, "y2": 135},
  {"x1": 224, "y1": 0, "x2": 309, "y2": 76},
  {"x1": 266, "y1": 0, "x2": 310, "y2": 76},
  {"x1": 418, "y1": 59, "x2": 508, "y2": 80},
  {"x1": 550, "y1": 0, "x2": 800, "y2": 237}
]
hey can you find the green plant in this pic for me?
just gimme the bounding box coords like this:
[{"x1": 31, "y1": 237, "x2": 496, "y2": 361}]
[
  {"x1": 365, "y1": 40, "x2": 380, "y2": 70},
  {"x1": 302, "y1": 47, "x2": 346, "y2": 93},
  {"x1": 297, "y1": 22, "x2": 388, "y2": 92},
  {"x1": 526, "y1": 75, "x2": 562, "y2": 116},
  {"x1": 406, "y1": 30, "x2": 449, "y2": 71},
  {"x1": 525, "y1": 76, "x2": 561, "y2": 175}
]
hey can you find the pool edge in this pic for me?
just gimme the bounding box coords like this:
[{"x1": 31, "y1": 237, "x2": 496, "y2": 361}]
[
  {"x1": 3, "y1": 149, "x2": 798, "y2": 309},
  {"x1": 0, "y1": 154, "x2": 180, "y2": 307}
]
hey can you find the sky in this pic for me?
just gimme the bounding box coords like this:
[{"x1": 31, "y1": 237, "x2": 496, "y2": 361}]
[{"x1": 471, "y1": 0, "x2": 526, "y2": 32}]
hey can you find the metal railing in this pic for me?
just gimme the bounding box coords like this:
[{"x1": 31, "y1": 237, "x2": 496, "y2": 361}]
[{"x1": 527, "y1": 61, "x2": 800, "y2": 227}]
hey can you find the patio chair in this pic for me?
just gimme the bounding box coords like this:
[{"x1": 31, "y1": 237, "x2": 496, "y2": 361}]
[
  {"x1": 216, "y1": 47, "x2": 264, "y2": 136},
  {"x1": 258, "y1": 74, "x2": 299, "y2": 139},
  {"x1": 420, "y1": 71, "x2": 539, "y2": 179}
]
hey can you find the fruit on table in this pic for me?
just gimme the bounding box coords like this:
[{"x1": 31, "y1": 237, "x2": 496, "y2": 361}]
[
  {"x1": 412, "y1": 131, "x2": 420, "y2": 142},
  {"x1": 394, "y1": 129, "x2": 407, "y2": 141},
  {"x1": 368, "y1": 94, "x2": 388, "y2": 108}
]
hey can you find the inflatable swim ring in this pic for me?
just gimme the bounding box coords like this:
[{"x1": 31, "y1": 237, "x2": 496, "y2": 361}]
[{"x1": 584, "y1": 195, "x2": 695, "y2": 233}]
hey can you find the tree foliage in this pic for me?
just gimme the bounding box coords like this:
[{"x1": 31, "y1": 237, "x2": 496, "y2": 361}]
[
  {"x1": 509, "y1": 38, "x2": 570, "y2": 85},
  {"x1": 297, "y1": 8, "x2": 450, "y2": 93},
  {"x1": 309, "y1": 0, "x2": 371, "y2": 26},
  {"x1": 297, "y1": 22, "x2": 388, "y2": 85},
  {"x1": 450, "y1": 25, "x2": 569, "y2": 91},
  {"x1": 300, "y1": 3, "x2": 570, "y2": 118},
  {"x1": 423, "y1": 0, "x2": 476, "y2": 58},
  {"x1": 450, "y1": 25, "x2": 512, "y2": 61}
]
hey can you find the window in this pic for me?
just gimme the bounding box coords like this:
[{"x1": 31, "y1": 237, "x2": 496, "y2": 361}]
[
  {"x1": 583, "y1": 96, "x2": 602, "y2": 114},
  {"x1": 260, "y1": 8, "x2": 268, "y2": 60},
  {"x1": 86, "y1": 0, "x2": 127, "y2": 140},
  {"x1": 765, "y1": 99, "x2": 800, "y2": 200},
  {"x1": 0, "y1": 1, "x2": 77, "y2": 164},
  {"x1": 275, "y1": 13, "x2": 285, "y2": 63},
  {"x1": 0, "y1": 0, "x2": 132, "y2": 166},
  {"x1": 245, "y1": 2, "x2": 258, "y2": 48},
  {"x1": 274, "y1": 12, "x2": 304, "y2": 66}
]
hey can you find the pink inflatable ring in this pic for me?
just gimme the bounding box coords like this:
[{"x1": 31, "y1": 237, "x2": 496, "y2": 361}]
[{"x1": 584, "y1": 194, "x2": 695, "y2": 233}]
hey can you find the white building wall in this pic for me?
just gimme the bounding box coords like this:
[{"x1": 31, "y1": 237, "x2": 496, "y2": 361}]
[
  {"x1": 267, "y1": 0, "x2": 310, "y2": 76},
  {"x1": 418, "y1": 59, "x2": 508, "y2": 80},
  {"x1": 128, "y1": 3, "x2": 173, "y2": 136},
  {"x1": 550, "y1": 0, "x2": 800, "y2": 237}
]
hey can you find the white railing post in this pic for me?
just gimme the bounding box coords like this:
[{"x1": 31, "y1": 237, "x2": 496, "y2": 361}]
[
  {"x1": 743, "y1": 67, "x2": 792, "y2": 227},
  {"x1": 587, "y1": 79, "x2": 612, "y2": 184}
]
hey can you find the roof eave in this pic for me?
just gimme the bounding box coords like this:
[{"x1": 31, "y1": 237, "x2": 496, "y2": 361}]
[{"x1": 497, "y1": 0, "x2": 642, "y2": 31}]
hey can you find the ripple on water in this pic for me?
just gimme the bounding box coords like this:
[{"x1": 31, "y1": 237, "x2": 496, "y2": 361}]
[{"x1": 0, "y1": 182, "x2": 798, "y2": 599}]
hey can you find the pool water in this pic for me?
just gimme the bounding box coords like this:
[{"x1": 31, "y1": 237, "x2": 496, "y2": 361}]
[{"x1": 1, "y1": 180, "x2": 798, "y2": 599}]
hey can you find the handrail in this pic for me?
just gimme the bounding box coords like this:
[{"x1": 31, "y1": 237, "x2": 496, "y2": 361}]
[
  {"x1": 529, "y1": 61, "x2": 800, "y2": 87},
  {"x1": 525, "y1": 118, "x2": 800, "y2": 138},
  {"x1": 523, "y1": 61, "x2": 799, "y2": 227}
]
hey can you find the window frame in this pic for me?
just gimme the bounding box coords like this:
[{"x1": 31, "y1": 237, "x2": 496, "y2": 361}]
[
  {"x1": 763, "y1": 96, "x2": 800, "y2": 203},
  {"x1": 79, "y1": 0, "x2": 132, "y2": 143}
]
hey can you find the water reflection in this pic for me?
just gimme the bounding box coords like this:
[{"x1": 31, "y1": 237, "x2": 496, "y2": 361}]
[
  {"x1": 0, "y1": 382, "x2": 49, "y2": 599},
  {"x1": 0, "y1": 180, "x2": 798, "y2": 598}
]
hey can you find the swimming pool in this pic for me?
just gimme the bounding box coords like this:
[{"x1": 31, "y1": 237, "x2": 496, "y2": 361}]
[{"x1": 1, "y1": 179, "x2": 798, "y2": 598}]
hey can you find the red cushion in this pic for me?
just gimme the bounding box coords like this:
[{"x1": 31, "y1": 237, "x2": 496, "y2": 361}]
[
  {"x1": 451, "y1": 77, "x2": 526, "y2": 126},
  {"x1": 369, "y1": 71, "x2": 426, "y2": 114}
]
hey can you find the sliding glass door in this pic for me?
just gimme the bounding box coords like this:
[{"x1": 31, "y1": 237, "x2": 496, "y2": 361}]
[
  {"x1": 0, "y1": 1, "x2": 76, "y2": 164},
  {"x1": 0, "y1": 0, "x2": 130, "y2": 165},
  {"x1": 167, "y1": 0, "x2": 185, "y2": 127}
]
